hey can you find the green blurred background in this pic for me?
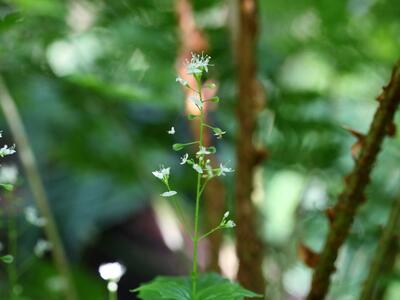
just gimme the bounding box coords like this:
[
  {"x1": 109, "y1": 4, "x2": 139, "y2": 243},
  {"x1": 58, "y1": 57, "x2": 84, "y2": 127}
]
[{"x1": 0, "y1": 0, "x2": 400, "y2": 299}]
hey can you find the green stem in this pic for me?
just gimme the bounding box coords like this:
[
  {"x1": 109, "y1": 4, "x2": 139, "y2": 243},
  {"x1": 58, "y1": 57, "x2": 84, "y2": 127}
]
[
  {"x1": 199, "y1": 226, "x2": 222, "y2": 241},
  {"x1": 192, "y1": 78, "x2": 205, "y2": 298},
  {"x1": 108, "y1": 285, "x2": 117, "y2": 300},
  {"x1": 7, "y1": 200, "x2": 18, "y2": 300}
]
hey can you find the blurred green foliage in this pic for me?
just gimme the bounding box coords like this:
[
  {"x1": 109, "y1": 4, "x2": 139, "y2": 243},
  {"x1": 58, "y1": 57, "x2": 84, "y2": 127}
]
[{"x1": 0, "y1": 0, "x2": 400, "y2": 299}]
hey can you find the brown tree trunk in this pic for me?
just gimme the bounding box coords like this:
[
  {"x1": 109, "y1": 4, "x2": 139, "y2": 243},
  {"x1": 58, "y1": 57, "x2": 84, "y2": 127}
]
[{"x1": 235, "y1": 0, "x2": 267, "y2": 295}]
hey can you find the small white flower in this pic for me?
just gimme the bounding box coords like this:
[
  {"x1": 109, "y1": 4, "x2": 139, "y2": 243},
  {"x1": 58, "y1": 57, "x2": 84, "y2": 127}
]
[
  {"x1": 186, "y1": 53, "x2": 211, "y2": 75},
  {"x1": 24, "y1": 206, "x2": 47, "y2": 227},
  {"x1": 193, "y1": 164, "x2": 203, "y2": 174},
  {"x1": 176, "y1": 77, "x2": 188, "y2": 87},
  {"x1": 225, "y1": 220, "x2": 236, "y2": 228},
  {"x1": 213, "y1": 130, "x2": 226, "y2": 139},
  {"x1": 99, "y1": 262, "x2": 126, "y2": 282},
  {"x1": 0, "y1": 165, "x2": 18, "y2": 184},
  {"x1": 0, "y1": 144, "x2": 16, "y2": 157},
  {"x1": 180, "y1": 153, "x2": 189, "y2": 165},
  {"x1": 196, "y1": 146, "x2": 211, "y2": 156},
  {"x1": 34, "y1": 239, "x2": 52, "y2": 257},
  {"x1": 161, "y1": 191, "x2": 177, "y2": 197},
  {"x1": 223, "y1": 211, "x2": 230, "y2": 219},
  {"x1": 152, "y1": 167, "x2": 170, "y2": 181},
  {"x1": 218, "y1": 163, "x2": 234, "y2": 176},
  {"x1": 189, "y1": 95, "x2": 203, "y2": 108},
  {"x1": 167, "y1": 127, "x2": 175, "y2": 135}
]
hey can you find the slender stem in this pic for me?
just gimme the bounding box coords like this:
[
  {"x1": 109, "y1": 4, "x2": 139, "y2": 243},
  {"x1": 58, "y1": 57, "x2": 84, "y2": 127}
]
[
  {"x1": 358, "y1": 196, "x2": 400, "y2": 300},
  {"x1": 7, "y1": 200, "x2": 18, "y2": 300},
  {"x1": 199, "y1": 226, "x2": 221, "y2": 241},
  {"x1": 199, "y1": 178, "x2": 211, "y2": 197},
  {"x1": 108, "y1": 284, "x2": 117, "y2": 300},
  {"x1": 192, "y1": 77, "x2": 205, "y2": 298}
]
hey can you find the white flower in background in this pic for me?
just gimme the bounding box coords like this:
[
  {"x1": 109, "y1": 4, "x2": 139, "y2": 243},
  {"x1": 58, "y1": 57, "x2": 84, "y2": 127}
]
[
  {"x1": 0, "y1": 165, "x2": 18, "y2": 184},
  {"x1": 189, "y1": 95, "x2": 203, "y2": 108},
  {"x1": 176, "y1": 77, "x2": 188, "y2": 87},
  {"x1": 152, "y1": 167, "x2": 170, "y2": 181},
  {"x1": 161, "y1": 191, "x2": 177, "y2": 197},
  {"x1": 196, "y1": 146, "x2": 211, "y2": 156},
  {"x1": 180, "y1": 153, "x2": 189, "y2": 165},
  {"x1": 186, "y1": 53, "x2": 211, "y2": 75},
  {"x1": 34, "y1": 239, "x2": 52, "y2": 257},
  {"x1": 218, "y1": 163, "x2": 234, "y2": 176},
  {"x1": 24, "y1": 206, "x2": 47, "y2": 227},
  {"x1": 167, "y1": 127, "x2": 175, "y2": 135},
  {"x1": 193, "y1": 164, "x2": 203, "y2": 174},
  {"x1": 99, "y1": 262, "x2": 126, "y2": 282},
  {"x1": 0, "y1": 144, "x2": 16, "y2": 157}
]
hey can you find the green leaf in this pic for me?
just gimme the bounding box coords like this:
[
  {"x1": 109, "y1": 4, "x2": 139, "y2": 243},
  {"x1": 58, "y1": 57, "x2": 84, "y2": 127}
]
[
  {"x1": 206, "y1": 83, "x2": 216, "y2": 89},
  {"x1": 173, "y1": 144, "x2": 185, "y2": 151},
  {"x1": 207, "y1": 96, "x2": 220, "y2": 103},
  {"x1": 1, "y1": 255, "x2": 14, "y2": 264},
  {"x1": 207, "y1": 147, "x2": 216, "y2": 154},
  {"x1": 188, "y1": 114, "x2": 199, "y2": 120},
  {"x1": 132, "y1": 272, "x2": 262, "y2": 300},
  {"x1": 0, "y1": 183, "x2": 14, "y2": 191}
]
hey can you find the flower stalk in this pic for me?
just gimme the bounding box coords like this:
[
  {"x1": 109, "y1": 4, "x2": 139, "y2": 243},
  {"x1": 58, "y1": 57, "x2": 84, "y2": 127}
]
[{"x1": 151, "y1": 53, "x2": 236, "y2": 298}]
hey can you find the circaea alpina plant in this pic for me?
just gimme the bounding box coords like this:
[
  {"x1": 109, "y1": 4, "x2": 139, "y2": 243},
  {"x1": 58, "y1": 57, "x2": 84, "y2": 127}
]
[{"x1": 133, "y1": 54, "x2": 262, "y2": 300}]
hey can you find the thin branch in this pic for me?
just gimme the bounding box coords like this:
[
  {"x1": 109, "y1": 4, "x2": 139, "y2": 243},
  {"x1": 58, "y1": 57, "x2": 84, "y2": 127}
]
[
  {"x1": 306, "y1": 62, "x2": 400, "y2": 300},
  {"x1": 0, "y1": 76, "x2": 78, "y2": 300},
  {"x1": 358, "y1": 195, "x2": 400, "y2": 300}
]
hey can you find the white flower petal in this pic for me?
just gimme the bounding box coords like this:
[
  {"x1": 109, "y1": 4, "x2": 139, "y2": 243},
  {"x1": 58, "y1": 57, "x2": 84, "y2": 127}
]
[
  {"x1": 167, "y1": 127, "x2": 175, "y2": 135},
  {"x1": 161, "y1": 191, "x2": 177, "y2": 197},
  {"x1": 180, "y1": 153, "x2": 189, "y2": 165},
  {"x1": 196, "y1": 146, "x2": 211, "y2": 156},
  {"x1": 24, "y1": 206, "x2": 47, "y2": 227},
  {"x1": 176, "y1": 77, "x2": 188, "y2": 87},
  {"x1": 0, "y1": 144, "x2": 16, "y2": 157},
  {"x1": 34, "y1": 239, "x2": 52, "y2": 257},
  {"x1": 189, "y1": 95, "x2": 203, "y2": 108},
  {"x1": 99, "y1": 262, "x2": 126, "y2": 282},
  {"x1": 225, "y1": 220, "x2": 236, "y2": 228},
  {"x1": 193, "y1": 164, "x2": 203, "y2": 174},
  {"x1": 152, "y1": 167, "x2": 170, "y2": 180}
]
